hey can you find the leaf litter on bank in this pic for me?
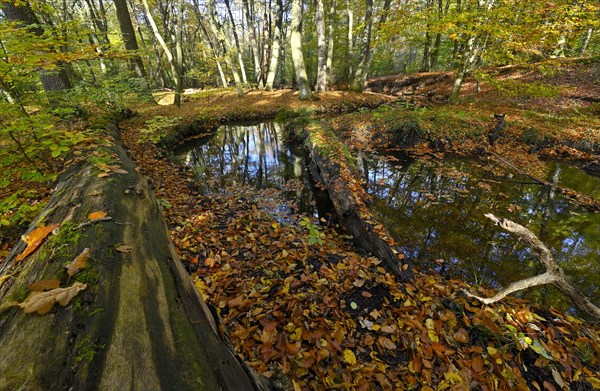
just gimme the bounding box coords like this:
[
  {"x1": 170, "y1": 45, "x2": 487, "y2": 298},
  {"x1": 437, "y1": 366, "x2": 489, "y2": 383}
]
[{"x1": 119, "y1": 93, "x2": 600, "y2": 390}]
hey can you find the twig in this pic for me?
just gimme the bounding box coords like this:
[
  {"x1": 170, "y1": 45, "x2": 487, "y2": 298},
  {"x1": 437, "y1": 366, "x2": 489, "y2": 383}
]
[
  {"x1": 463, "y1": 213, "x2": 600, "y2": 319},
  {"x1": 72, "y1": 217, "x2": 112, "y2": 230}
]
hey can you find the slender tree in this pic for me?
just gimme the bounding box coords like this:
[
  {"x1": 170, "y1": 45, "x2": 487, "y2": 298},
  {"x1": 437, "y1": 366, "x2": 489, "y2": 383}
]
[
  {"x1": 290, "y1": 0, "x2": 312, "y2": 99},
  {"x1": 315, "y1": 0, "x2": 327, "y2": 91},
  {"x1": 265, "y1": 0, "x2": 283, "y2": 89}
]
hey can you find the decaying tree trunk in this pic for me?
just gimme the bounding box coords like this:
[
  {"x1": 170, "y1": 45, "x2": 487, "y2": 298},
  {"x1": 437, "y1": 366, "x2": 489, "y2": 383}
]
[
  {"x1": 0, "y1": 120, "x2": 267, "y2": 390},
  {"x1": 305, "y1": 145, "x2": 413, "y2": 282},
  {"x1": 463, "y1": 214, "x2": 600, "y2": 319}
]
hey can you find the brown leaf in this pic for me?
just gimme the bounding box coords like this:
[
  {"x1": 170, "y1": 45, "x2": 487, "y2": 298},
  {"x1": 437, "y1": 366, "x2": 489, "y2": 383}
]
[
  {"x1": 97, "y1": 173, "x2": 109, "y2": 178},
  {"x1": 29, "y1": 279, "x2": 61, "y2": 291},
  {"x1": 472, "y1": 355, "x2": 484, "y2": 372},
  {"x1": 379, "y1": 336, "x2": 397, "y2": 350},
  {"x1": 18, "y1": 282, "x2": 87, "y2": 314},
  {"x1": 88, "y1": 211, "x2": 107, "y2": 220},
  {"x1": 16, "y1": 224, "x2": 60, "y2": 261},
  {"x1": 116, "y1": 245, "x2": 133, "y2": 253},
  {"x1": 66, "y1": 248, "x2": 90, "y2": 277},
  {"x1": 454, "y1": 328, "x2": 469, "y2": 343}
]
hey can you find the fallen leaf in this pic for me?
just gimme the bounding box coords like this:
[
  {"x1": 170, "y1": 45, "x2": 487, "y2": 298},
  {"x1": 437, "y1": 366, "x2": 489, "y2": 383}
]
[
  {"x1": 343, "y1": 349, "x2": 356, "y2": 364},
  {"x1": 66, "y1": 248, "x2": 91, "y2": 277},
  {"x1": 97, "y1": 173, "x2": 109, "y2": 178},
  {"x1": 88, "y1": 211, "x2": 107, "y2": 220},
  {"x1": 472, "y1": 355, "x2": 484, "y2": 372},
  {"x1": 18, "y1": 282, "x2": 87, "y2": 314},
  {"x1": 29, "y1": 279, "x2": 61, "y2": 291},
  {"x1": 116, "y1": 245, "x2": 134, "y2": 253},
  {"x1": 16, "y1": 224, "x2": 60, "y2": 261},
  {"x1": 454, "y1": 328, "x2": 469, "y2": 343},
  {"x1": 112, "y1": 168, "x2": 129, "y2": 174}
]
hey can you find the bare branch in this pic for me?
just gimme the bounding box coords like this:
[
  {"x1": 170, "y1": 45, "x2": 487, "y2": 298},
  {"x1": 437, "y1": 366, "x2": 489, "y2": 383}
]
[{"x1": 464, "y1": 214, "x2": 600, "y2": 319}]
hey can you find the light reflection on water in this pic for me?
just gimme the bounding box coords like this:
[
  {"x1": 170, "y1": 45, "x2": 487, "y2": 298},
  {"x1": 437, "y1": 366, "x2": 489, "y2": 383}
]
[{"x1": 361, "y1": 153, "x2": 600, "y2": 314}]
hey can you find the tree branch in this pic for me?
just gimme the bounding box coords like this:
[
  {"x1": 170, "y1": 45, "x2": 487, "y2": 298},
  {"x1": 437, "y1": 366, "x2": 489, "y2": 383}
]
[{"x1": 463, "y1": 213, "x2": 600, "y2": 319}]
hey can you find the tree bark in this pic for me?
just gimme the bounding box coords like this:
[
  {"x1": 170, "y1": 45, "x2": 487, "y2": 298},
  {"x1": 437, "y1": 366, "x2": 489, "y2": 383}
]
[
  {"x1": 0, "y1": 119, "x2": 268, "y2": 390},
  {"x1": 265, "y1": 0, "x2": 283, "y2": 90},
  {"x1": 114, "y1": 0, "x2": 147, "y2": 78},
  {"x1": 224, "y1": 0, "x2": 249, "y2": 84},
  {"x1": 345, "y1": 0, "x2": 354, "y2": 82},
  {"x1": 243, "y1": 0, "x2": 263, "y2": 87},
  {"x1": 141, "y1": 0, "x2": 179, "y2": 92},
  {"x1": 174, "y1": 0, "x2": 184, "y2": 107},
  {"x1": 325, "y1": 0, "x2": 335, "y2": 85},
  {"x1": 315, "y1": 0, "x2": 328, "y2": 92},
  {"x1": 290, "y1": 0, "x2": 312, "y2": 99}
]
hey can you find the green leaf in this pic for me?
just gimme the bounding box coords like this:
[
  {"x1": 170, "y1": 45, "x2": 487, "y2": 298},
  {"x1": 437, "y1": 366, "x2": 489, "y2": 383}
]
[{"x1": 530, "y1": 339, "x2": 553, "y2": 360}]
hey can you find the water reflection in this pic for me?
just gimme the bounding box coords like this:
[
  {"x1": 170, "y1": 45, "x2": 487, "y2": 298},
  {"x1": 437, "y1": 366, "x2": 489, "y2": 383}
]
[
  {"x1": 177, "y1": 122, "x2": 330, "y2": 217},
  {"x1": 362, "y1": 154, "x2": 600, "y2": 313}
]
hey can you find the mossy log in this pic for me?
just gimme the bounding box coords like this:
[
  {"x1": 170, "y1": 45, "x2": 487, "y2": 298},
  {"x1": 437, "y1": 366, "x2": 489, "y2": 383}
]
[
  {"x1": 0, "y1": 125, "x2": 266, "y2": 390},
  {"x1": 306, "y1": 146, "x2": 413, "y2": 282}
]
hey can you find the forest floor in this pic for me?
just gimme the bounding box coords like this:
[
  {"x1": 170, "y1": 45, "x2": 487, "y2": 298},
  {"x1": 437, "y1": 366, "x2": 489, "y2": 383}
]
[
  {"x1": 117, "y1": 63, "x2": 599, "y2": 389},
  {"x1": 2, "y1": 59, "x2": 600, "y2": 390}
]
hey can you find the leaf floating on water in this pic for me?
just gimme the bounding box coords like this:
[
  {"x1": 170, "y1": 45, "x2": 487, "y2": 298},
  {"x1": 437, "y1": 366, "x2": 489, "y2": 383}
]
[
  {"x1": 18, "y1": 282, "x2": 87, "y2": 315},
  {"x1": 88, "y1": 211, "x2": 107, "y2": 220},
  {"x1": 29, "y1": 279, "x2": 61, "y2": 291},
  {"x1": 116, "y1": 244, "x2": 133, "y2": 253},
  {"x1": 66, "y1": 248, "x2": 90, "y2": 277},
  {"x1": 16, "y1": 224, "x2": 60, "y2": 261}
]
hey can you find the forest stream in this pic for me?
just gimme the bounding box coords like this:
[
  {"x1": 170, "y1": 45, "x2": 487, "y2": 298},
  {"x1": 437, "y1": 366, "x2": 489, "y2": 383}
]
[{"x1": 176, "y1": 120, "x2": 600, "y2": 317}]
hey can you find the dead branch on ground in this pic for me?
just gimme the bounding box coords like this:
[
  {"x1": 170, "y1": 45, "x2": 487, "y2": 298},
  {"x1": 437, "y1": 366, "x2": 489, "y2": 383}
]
[{"x1": 463, "y1": 213, "x2": 600, "y2": 319}]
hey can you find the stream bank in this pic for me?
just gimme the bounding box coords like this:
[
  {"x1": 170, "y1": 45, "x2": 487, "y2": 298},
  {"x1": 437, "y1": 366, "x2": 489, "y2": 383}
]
[{"x1": 118, "y1": 90, "x2": 600, "y2": 390}]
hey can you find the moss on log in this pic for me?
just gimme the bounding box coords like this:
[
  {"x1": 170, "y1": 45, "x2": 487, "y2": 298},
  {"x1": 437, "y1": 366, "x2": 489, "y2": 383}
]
[{"x1": 0, "y1": 124, "x2": 265, "y2": 390}]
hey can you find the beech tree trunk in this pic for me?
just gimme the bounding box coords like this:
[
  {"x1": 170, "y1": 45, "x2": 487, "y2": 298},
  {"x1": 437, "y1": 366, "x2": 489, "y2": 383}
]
[
  {"x1": 243, "y1": 0, "x2": 263, "y2": 87},
  {"x1": 265, "y1": 0, "x2": 283, "y2": 90},
  {"x1": 315, "y1": 0, "x2": 327, "y2": 92},
  {"x1": 224, "y1": 0, "x2": 249, "y2": 84},
  {"x1": 0, "y1": 119, "x2": 267, "y2": 390},
  {"x1": 114, "y1": 0, "x2": 146, "y2": 78},
  {"x1": 290, "y1": 0, "x2": 312, "y2": 99}
]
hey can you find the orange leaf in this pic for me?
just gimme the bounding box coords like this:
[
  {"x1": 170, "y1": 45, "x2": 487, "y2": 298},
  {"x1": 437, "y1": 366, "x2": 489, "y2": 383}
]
[
  {"x1": 228, "y1": 295, "x2": 244, "y2": 307},
  {"x1": 66, "y1": 248, "x2": 91, "y2": 277},
  {"x1": 88, "y1": 211, "x2": 107, "y2": 220},
  {"x1": 18, "y1": 282, "x2": 87, "y2": 314},
  {"x1": 16, "y1": 224, "x2": 60, "y2": 261},
  {"x1": 472, "y1": 355, "x2": 484, "y2": 372},
  {"x1": 454, "y1": 328, "x2": 469, "y2": 343}
]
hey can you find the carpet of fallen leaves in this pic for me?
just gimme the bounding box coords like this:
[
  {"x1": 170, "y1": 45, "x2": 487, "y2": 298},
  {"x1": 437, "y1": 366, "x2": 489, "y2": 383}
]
[{"x1": 120, "y1": 91, "x2": 600, "y2": 390}]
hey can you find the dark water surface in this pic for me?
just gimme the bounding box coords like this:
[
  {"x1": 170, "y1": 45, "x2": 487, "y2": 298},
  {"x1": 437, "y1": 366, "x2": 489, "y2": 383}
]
[
  {"x1": 177, "y1": 121, "x2": 600, "y2": 315},
  {"x1": 361, "y1": 153, "x2": 600, "y2": 314}
]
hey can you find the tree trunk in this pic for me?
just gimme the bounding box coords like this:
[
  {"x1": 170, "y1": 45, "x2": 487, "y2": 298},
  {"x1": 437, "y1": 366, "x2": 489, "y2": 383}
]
[
  {"x1": 114, "y1": 0, "x2": 147, "y2": 78},
  {"x1": 579, "y1": 27, "x2": 593, "y2": 56},
  {"x1": 141, "y1": 0, "x2": 179, "y2": 91},
  {"x1": 420, "y1": 31, "x2": 431, "y2": 72},
  {"x1": 290, "y1": 0, "x2": 312, "y2": 99},
  {"x1": 351, "y1": 0, "x2": 373, "y2": 91},
  {"x1": 315, "y1": 0, "x2": 327, "y2": 92},
  {"x1": 224, "y1": 0, "x2": 249, "y2": 84},
  {"x1": 174, "y1": 0, "x2": 184, "y2": 107},
  {"x1": 0, "y1": 119, "x2": 268, "y2": 390},
  {"x1": 345, "y1": 0, "x2": 354, "y2": 82},
  {"x1": 325, "y1": 0, "x2": 335, "y2": 85},
  {"x1": 243, "y1": 0, "x2": 263, "y2": 87},
  {"x1": 265, "y1": 0, "x2": 283, "y2": 90},
  {"x1": 1, "y1": 1, "x2": 72, "y2": 98}
]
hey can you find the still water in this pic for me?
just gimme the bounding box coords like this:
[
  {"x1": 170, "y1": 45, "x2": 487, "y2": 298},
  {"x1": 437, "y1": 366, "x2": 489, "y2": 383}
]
[{"x1": 178, "y1": 121, "x2": 599, "y2": 314}]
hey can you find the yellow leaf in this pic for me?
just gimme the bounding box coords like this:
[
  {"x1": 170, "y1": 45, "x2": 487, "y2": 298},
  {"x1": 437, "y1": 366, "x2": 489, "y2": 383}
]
[
  {"x1": 18, "y1": 282, "x2": 87, "y2": 314},
  {"x1": 343, "y1": 349, "x2": 356, "y2": 364},
  {"x1": 16, "y1": 224, "x2": 60, "y2": 261},
  {"x1": 88, "y1": 211, "x2": 107, "y2": 220},
  {"x1": 66, "y1": 248, "x2": 90, "y2": 277},
  {"x1": 587, "y1": 376, "x2": 600, "y2": 389}
]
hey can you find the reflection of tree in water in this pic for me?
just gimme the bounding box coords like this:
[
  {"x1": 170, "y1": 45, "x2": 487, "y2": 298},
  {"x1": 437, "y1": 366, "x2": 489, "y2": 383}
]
[
  {"x1": 180, "y1": 122, "x2": 326, "y2": 218},
  {"x1": 362, "y1": 155, "x2": 600, "y2": 313}
]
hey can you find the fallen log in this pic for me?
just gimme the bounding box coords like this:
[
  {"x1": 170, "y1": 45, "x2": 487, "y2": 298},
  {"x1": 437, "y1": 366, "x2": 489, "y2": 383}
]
[
  {"x1": 0, "y1": 122, "x2": 266, "y2": 390},
  {"x1": 298, "y1": 124, "x2": 413, "y2": 282}
]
